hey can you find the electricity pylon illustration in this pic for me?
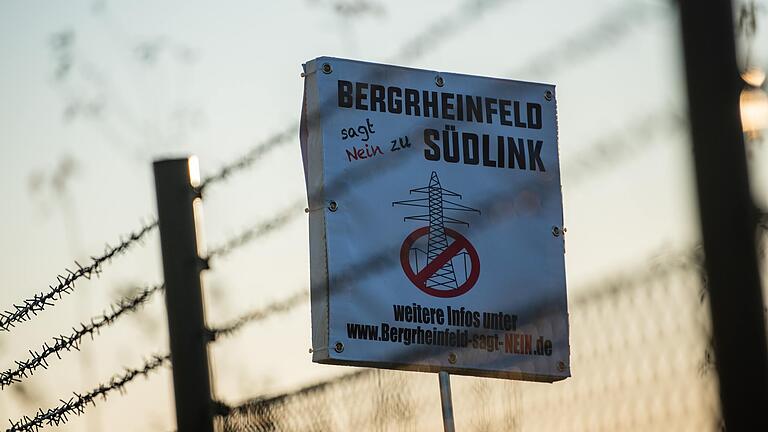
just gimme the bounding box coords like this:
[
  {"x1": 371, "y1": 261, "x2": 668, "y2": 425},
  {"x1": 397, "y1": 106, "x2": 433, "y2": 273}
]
[{"x1": 393, "y1": 171, "x2": 480, "y2": 290}]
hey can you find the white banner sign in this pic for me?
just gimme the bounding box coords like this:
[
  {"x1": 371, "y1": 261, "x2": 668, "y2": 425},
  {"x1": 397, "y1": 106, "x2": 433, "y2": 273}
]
[{"x1": 301, "y1": 57, "x2": 569, "y2": 382}]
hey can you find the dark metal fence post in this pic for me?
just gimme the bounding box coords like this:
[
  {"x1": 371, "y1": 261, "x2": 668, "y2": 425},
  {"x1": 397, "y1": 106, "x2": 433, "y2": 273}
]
[
  {"x1": 154, "y1": 157, "x2": 214, "y2": 432},
  {"x1": 678, "y1": 1, "x2": 768, "y2": 430}
]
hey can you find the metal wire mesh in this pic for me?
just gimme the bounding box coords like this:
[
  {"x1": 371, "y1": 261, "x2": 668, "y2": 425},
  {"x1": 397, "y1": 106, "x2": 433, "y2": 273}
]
[{"x1": 218, "y1": 251, "x2": 721, "y2": 432}]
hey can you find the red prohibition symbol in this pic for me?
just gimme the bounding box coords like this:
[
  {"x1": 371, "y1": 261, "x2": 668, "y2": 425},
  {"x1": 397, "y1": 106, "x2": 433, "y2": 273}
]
[{"x1": 400, "y1": 227, "x2": 480, "y2": 298}]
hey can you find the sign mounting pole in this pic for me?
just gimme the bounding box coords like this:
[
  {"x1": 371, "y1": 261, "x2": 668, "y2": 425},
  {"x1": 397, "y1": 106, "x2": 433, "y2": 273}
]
[{"x1": 438, "y1": 371, "x2": 456, "y2": 432}]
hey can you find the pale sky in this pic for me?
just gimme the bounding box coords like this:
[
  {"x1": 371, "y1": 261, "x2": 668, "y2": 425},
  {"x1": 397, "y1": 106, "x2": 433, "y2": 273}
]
[{"x1": 0, "y1": 1, "x2": 766, "y2": 431}]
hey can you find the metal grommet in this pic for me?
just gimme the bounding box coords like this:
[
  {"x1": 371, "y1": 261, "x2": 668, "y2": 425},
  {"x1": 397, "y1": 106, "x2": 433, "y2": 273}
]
[
  {"x1": 447, "y1": 352, "x2": 457, "y2": 364},
  {"x1": 544, "y1": 89, "x2": 553, "y2": 101},
  {"x1": 321, "y1": 62, "x2": 333, "y2": 74},
  {"x1": 328, "y1": 201, "x2": 338, "y2": 212},
  {"x1": 552, "y1": 226, "x2": 561, "y2": 237},
  {"x1": 334, "y1": 341, "x2": 344, "y2": 353},
  {"x1": 435, "y1": 75, "x2": 445, "y2": 87}
]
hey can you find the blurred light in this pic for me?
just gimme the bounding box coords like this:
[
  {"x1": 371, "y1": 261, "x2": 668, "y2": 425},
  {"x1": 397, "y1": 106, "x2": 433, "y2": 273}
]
[
  {"x1": 193, "y1": 197, "x2": 207, "y2": 257},
  {"x1": 742, "y1": 67, "x2": 766, "y2": 87},
  {"x1": 188, "y1": 155, "x2": 201, "y2": 187},
  {"x1": 741, "y1": 68, "x2": 768, "y2": 135}
]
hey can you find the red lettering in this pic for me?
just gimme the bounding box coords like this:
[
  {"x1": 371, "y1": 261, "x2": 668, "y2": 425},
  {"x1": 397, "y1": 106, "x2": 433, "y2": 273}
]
[{"x1": 346, "y1": 148, "x2": 359, "y2": 161}]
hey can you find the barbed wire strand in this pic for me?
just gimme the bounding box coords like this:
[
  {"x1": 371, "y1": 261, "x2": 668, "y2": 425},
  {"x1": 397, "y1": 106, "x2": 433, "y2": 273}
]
[
  {"x1": 210, "y1": 290, "x2": 308, "y2": 340},
  {"x1": 204, "y1": 102, "x2": 684, "y2": 264},
  {"x1": 199, "y1": 125, "x2": 298, "y2": 191},
  {"x1": 0, "y1": 219, "x2": 158, "y2": 333},
  {"x1": 6, "y1": 353, "x2": 170, "y2": 432},
  {"x1": 221, "y1": 246, "x2": 705, "y2": 417},
  {"x1": 198, "y1": 3, "x2": 671, "y2": 264},
  {"x1": 197, "y1": 1, "x2": 662, "y2": 192},
  {"x1": 196, "y1": 0, "x2": 510, "y2": 191},
  {"x1": 0, "y1": 283, "x2": 164, "y2": 390},
  {"x1": 206, "y1": 200, "x2": 304, "y2": 260}
]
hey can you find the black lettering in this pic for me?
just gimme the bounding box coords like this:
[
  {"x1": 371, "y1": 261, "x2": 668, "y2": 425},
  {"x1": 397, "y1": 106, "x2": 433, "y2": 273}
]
[
  {"x1": 462, "y1": 132, "x2": 479, "y2": 165},
  {"x1": 423, "y1": 90, "x2": 438, "y2": 118},
  {"x1": 441, "y1": 92, "x2": 455, "y2": 120},
  {"x1": 527, "y1": 139, "x2": 545, "y2": 171},
  {"x1": 499, "y1": 99, "x2": 513, "y2": 126},
  {"x1": 465, "y1": 96, "x2": 483, "y2": 123},
  {"x1": 424, "y1": 128, "x2": 440, "y2": 161},
  {"x1": 513, "y1": 101, "x2": 527, "y2": 127},
  {"x1": 388, "y1": 87, "x2": 403, "y2": 114},
  {"x1": 354, "y1": 82, "x2": 368, "y2": 110},
  {"x1": 508, "y1": 137, "x2": 526, "y2": 169},
  {"x1": 527, "y1": 103, "x2": 542, "y2": 129},
  {"x1": 443, "y1": 125, "x2": 459, "y2": 163},
  {"x1": 455, "y1": 94, "x2": 464, "y2": 121},
  {"x1": 485, "y1": 97, "x2": 498, "y2": 124},
  {"x1": 391, "y1": 139, "x2": 399, "y2": 152},
  {"x1": 405, "y1": 88, "x2": 420, "y2": 116},
  {"x1": 393, "y1": 305, "x2": 405, "y2": 321},
  {"x1": 482, "y1": 134, "x2": 496, "y2": 167},
  {"x1": 338, "y1": 80, "x2": 353, "y2": 108},
  {"x1": 370, "y1": 85, "x2": 385, "y2": 112},
  {"x1": 497, "y1": 135, "x2": 506, "y2": 168}
]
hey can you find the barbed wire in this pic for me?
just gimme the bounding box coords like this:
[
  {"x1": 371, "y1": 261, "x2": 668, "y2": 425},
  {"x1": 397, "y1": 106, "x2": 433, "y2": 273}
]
[
  {"x1": 0, "y1": 219, "x2": 158, "y2": 333},
  {"x1": 564, "y1": 107, "x2": 687, "y2": 185},
  {"x1": 508, "y1": 0, "x2": 669, "y2": 78},
  {"x1": 206, "y1": 200, "x2": 304, "y2": 260},
  {"x1": 210, "y1": 290, "x2": 308, "y2": 340},
  {"x1": 198, "y1": 125, "x2": 299, "y2": 191},
  {"x1": 204, "y1": 101, "x2": 686, "y2": 272},
  {"x1": 6, "y1": 353, "x2": 170, "y2": 432},
  {"x1": 389, "y1": 0, "x2": 512, "y2": 64},
  {"x1": 197, "y1": 0, "x2": 513, "y2": 192},
  {"x1": 221, "y1": 246, "x2": 706, "y2": 419},
  {"x1": 0, "y1": 283, "x2": 164, "y2": 390},
  {"x1": 197, "y1": 1, "x2": 662, "y2": 193}
]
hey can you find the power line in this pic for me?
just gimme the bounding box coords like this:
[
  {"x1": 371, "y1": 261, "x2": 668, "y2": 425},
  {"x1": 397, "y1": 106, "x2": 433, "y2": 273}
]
[
  {"x1": 0, "y1": 219, "x2": 157, "y2": 332},
  {"x1": 0, "y1": 284, "x2": 163, "y2": 390},
  {"x1": 6, "y1": 354, "x2": 170, "y2": 432}
]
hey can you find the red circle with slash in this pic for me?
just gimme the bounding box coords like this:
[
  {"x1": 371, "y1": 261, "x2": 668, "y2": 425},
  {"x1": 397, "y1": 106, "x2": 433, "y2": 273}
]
[{"x1": 400, "y1": 227, "x2": 480, "y2": 298}]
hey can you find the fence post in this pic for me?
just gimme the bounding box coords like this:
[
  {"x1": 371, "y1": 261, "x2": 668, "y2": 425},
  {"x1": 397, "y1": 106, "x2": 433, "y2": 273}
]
[
  {"x1": 154, "y1": 157, "x2": 215, "y2": 432},
  {"x1": 678, "y1": 1, "x2": 768, "y2": 430}
]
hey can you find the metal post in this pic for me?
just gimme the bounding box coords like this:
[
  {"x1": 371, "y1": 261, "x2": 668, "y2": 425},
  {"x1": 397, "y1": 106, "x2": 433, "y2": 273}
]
[
  {"x1": 154, "y1": 158, "x2": 214, "y2": 432},
  {"x1": 678, "y1": 1, "x2": 768, "y2": 430},
  {"x1": 438, "y1": 371, "x2": 455, "y2": 432}
]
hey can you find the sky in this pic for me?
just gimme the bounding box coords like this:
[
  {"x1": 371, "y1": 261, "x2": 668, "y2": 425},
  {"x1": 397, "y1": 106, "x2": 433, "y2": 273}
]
[{"x1": 0, "y1": 0, "x2": 766, "y2": 431}]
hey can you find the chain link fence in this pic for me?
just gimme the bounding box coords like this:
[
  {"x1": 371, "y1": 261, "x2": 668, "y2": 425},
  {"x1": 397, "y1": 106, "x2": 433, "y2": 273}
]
[{"x1": 218, "y1": 251, "x2": 722, "y2": 432}]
